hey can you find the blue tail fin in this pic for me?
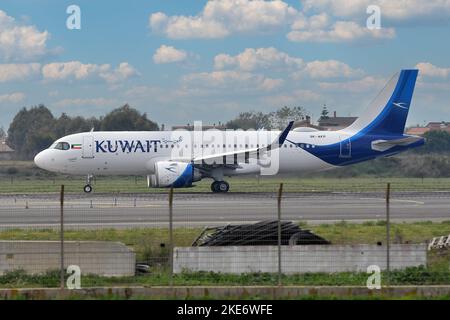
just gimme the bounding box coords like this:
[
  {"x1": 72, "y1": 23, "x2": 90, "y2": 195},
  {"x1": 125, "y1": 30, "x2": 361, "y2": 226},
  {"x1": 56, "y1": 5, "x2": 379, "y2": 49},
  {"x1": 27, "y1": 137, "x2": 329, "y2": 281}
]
[{"x1": 345, "y1": 69, "x2": 418, "y2": 136}]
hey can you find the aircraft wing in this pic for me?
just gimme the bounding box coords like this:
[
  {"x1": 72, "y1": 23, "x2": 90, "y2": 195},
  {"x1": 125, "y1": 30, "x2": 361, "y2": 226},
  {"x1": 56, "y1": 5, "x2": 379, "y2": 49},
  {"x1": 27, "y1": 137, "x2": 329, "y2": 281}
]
[
  {"x1": 371, "y1": 135, "x2": 423, "y2": 152},
  {"x1": 170, "y1": 121, "x2": 294, "y2": 165}
]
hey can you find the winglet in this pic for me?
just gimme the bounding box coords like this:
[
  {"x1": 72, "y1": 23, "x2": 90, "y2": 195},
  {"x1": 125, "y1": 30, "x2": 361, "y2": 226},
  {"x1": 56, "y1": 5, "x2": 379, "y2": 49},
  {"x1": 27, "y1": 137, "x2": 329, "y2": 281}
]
[{"x1": 277, "y1": 121, "x2": 294, "y2": 146}]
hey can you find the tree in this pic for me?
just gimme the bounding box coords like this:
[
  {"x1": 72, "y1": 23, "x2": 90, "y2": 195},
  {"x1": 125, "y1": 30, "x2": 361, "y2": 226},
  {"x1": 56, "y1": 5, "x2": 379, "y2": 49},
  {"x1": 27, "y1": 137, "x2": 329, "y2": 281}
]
[
  {"x1": 0, "y1": 126, "x2": 6, "y2": 139},
  {"x1": 320, "y1": 104, "x2": 329, "y2": 120},
  {"x1": 6, "y1": 104, "x2": 160, "y2": 160},
  {"x1": 54, "y1": 114, "x2": 101, "y2": 137},
  {"x1": 7, "y1": 105, "x2": 56, "y2": 159},
  {"x1": 414, "y1": 131, "x2": 450, "y2": 154},
  {"x1": 268, "y1": 106, "x2": 308, "y2": 130},
  {"x1": 100, "y1": 104, "x2": 159, "y2": 131},
  {"x1": 226, "y1": 111, "x2": 271, "y2": 130}
]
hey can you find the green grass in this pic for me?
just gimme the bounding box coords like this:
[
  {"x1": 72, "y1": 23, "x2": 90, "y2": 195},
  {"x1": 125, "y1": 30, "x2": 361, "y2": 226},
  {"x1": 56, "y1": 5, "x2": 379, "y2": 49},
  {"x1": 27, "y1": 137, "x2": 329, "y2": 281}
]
[
  {"x1": 1, "y1": 266, "x2": 450, "y2": 289},
  {"x1": 3, "y1": 160, "x2": 450, "y2": 193},
  {"x1": 3, "y1": 175, "x2": 450, "y2": 194},
  {"x1": 312, "y1": 220, "x2": 450, "y2": 245},
  {"x1": 1, "y1": 221, "x2": 449, "y2": 261}
]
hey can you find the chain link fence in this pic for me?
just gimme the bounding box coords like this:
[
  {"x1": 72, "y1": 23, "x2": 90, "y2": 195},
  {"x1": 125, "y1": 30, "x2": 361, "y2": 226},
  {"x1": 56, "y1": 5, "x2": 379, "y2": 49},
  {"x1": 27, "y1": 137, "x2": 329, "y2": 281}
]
[{"x1": 0, "y1": 177, "x2": 449, "y2": 289}]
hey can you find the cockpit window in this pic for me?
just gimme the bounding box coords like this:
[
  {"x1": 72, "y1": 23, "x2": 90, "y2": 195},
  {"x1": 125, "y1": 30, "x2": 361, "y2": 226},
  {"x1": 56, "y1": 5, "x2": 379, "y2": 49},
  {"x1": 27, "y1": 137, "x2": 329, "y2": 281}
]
[{"x1": 54, "y1": 142, "x2": 70, "y2": 150}]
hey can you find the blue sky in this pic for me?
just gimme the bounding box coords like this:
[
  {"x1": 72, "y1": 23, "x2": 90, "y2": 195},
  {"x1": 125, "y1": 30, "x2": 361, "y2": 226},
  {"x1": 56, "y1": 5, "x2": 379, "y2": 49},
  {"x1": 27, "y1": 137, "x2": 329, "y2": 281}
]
[{"x1": 0, "y1": 0, "x2": 449, "y2": 130}]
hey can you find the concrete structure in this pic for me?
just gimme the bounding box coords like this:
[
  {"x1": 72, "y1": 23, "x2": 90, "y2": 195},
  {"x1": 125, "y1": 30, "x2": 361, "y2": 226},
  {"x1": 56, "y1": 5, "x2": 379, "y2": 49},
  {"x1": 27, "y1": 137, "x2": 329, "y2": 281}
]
[
  {"x1": 174, "y1": 244, "x2": 427, "y2": 274},
  {"x1": 0, "y1": 241, "x2": 135, "y2": 276}
]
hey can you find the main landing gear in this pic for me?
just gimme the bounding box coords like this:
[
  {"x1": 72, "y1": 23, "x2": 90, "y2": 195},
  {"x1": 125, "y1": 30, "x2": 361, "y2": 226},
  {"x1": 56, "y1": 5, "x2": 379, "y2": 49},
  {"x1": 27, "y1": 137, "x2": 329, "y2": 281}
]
[
  {"x1": 84, "y1": 174, "x2": 94, "y2": 193},
  {"x1": 211, "y1": 181, "x2": 229, "y2": 193}
]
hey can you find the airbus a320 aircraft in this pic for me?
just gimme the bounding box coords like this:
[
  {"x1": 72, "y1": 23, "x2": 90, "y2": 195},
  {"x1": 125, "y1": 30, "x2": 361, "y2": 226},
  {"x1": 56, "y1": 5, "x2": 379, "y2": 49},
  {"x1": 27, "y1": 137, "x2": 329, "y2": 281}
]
[{"x1": 35, "y1": 69, "x2": 424, "y2": 193}]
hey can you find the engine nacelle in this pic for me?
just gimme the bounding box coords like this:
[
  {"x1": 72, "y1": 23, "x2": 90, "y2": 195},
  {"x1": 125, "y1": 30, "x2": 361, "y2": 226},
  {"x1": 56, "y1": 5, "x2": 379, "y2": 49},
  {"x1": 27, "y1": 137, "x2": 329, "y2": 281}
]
[{"x1": 147, "y1": 161, "x2": 201, "y2": 188}]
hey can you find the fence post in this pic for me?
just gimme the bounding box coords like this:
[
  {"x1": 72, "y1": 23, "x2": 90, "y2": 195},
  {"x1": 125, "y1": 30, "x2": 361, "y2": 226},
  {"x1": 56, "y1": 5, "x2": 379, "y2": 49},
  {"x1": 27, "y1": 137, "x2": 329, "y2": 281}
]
[
  {"x1": 385, "y1": 182, "x2": 391, "y2": 287},
  {"x1": 277, "y1": 183, "x2": 283, "y2": 286},
  {"x1": 60, "y1": 185, "x2": 65, "y2": 290},
  {"x1": 169, "y1": 187, "x2": 174, "y2": 287}
]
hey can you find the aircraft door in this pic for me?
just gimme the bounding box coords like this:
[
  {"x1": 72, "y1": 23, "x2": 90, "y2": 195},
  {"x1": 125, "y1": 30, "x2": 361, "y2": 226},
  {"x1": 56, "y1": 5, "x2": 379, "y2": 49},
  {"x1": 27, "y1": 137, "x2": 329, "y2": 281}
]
[
  {"x1": 339, "y1": 136, "x2": 351, "y2": 158},
  {"x1": 82, "y1": 136, "x2": 95, "y2": 159}
]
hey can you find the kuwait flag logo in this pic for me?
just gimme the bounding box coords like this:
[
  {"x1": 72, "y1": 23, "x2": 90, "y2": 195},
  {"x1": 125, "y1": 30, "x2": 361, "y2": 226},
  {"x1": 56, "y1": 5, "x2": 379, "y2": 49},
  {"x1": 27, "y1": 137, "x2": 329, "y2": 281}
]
[{"x1": 71, "y1": 144, "x2": 82, "y2": 150}]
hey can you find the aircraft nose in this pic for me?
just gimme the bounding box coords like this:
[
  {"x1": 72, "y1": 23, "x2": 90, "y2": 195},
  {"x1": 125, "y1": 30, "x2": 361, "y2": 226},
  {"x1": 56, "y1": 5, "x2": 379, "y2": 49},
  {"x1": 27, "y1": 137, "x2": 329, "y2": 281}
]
[{"x1": 34, "y1": 151, "x2": 47, "y2": 170}]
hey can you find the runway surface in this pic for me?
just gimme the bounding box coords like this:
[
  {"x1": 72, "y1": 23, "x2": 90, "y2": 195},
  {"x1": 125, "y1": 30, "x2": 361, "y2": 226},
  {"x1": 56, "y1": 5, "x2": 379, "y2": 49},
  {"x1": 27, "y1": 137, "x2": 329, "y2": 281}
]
[{"x1": 0, "y1": 191, "x2": 449, "y2": 229}]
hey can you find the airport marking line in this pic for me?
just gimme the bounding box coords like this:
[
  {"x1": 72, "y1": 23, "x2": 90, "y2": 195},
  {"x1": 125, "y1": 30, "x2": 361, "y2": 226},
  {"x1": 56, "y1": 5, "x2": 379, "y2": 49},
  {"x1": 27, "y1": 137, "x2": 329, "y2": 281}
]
[{"x1": 359, "y1": 197, "x2": 425, "y2": 205}]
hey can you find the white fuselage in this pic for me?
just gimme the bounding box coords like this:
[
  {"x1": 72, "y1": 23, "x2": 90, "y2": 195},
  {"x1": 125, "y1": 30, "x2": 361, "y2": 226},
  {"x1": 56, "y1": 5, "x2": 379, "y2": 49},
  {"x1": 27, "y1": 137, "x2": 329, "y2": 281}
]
[{"x1": 34, "y1": 129, "x2": 343, "y2": 177}]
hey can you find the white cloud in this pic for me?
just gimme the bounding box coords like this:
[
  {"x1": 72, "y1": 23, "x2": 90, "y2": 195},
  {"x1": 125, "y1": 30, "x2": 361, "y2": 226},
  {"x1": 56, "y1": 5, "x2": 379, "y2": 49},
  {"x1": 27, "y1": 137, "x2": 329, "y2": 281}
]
[
  {"x1": 261, "y1": 78, "x2": 284, "y2": 91},
  {"x1": 0, "y1": 63, "x2": 41, "y2": 82},
  {"x1": 214, "y1": 47, "x2": 362, "y2": 79},
  {"x1": 265, "y1": 89, "x2": 322, "y2": 106},
  {"x1": 42, "y1": 61, "x2": 138, "y2": 84},
  {"x1": 0, "y1": 92, "x2": 26, "y2": 103},
  {"x1": 0, "y1": 61, "x2": 138, "y2": 85},
  {"x1": 150, "y1": 12, "x2": 229, "y2": 39},
  {"x1": 182, "y1": 70, "x2": 283, "y2": 92},
  {"x1": 153, "y1": 45, "x2": 187, "y2": 64},
  {"x1": 148, "y1": 0, "x2": 401, "y2": 43},
  {"x1": 290, "y1": 1, "x2": 450, "y2": 42},
  {"x1": 99, "y1": 62, "x2": 139, "y2": 84},
  {"x1": 53, "y1": 98, "x2": 117, "y2": 108},
  {"x1": 302, "y1": 60, "x2": 364, "y2": 79},
  {"x1": 318, "y1": 76, "x2": 386, "y2": 92},
  {"x1": 416, "y1": 62, "x2": 450, "y2": 78},
  {"x1": 302, "y1": 0, "x2": 450, "y2": 21},
  {"x1": 149, "y1": 0, "x2": 299, "y2": 39},
  {"x1": 0, "y1": 10, "x2": 51, "y2": 61},
  {"x1": 288, "y1": 18, "x2": 395, "y2": 43},
  {"x1": 214, "y1": 47, "x2": 303, "y2": 71},
  {"x1": 42, "y1": 61, "x2": 109, "y2": 81}
]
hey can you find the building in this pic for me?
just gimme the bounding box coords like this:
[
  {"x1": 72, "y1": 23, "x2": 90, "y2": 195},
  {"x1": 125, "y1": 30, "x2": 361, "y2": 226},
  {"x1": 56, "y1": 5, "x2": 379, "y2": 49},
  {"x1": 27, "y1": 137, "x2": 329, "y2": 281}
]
[
  {"x1": 0, "y1": 139, "x2": 15, "y2": 160},
  {"x1": 406, "y1": 127, "x2": 430, "y2": 136},
  {"x1": 317, "y1": 111, "x2": 357, "y2": 131},
  {"x1": 406, "y1": 122, "x2": 450, "y2": 136},
  {"x1": 292, "y1": 116, "x2": 323, "y2": 131}
]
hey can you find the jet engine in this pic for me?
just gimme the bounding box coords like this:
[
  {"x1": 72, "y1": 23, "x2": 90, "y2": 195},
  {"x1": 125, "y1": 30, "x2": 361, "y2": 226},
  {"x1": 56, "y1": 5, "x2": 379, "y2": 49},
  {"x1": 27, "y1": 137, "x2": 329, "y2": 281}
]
[{"x1": 147, "y1": 161, "x2": 201, "y2": 188}]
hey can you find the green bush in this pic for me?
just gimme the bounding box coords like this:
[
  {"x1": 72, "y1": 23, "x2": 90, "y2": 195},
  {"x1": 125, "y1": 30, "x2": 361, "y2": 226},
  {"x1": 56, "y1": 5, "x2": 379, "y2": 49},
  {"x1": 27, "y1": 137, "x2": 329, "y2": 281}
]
[{"x1": 6, "y1": 167, "x2": 18, "y2": 175}]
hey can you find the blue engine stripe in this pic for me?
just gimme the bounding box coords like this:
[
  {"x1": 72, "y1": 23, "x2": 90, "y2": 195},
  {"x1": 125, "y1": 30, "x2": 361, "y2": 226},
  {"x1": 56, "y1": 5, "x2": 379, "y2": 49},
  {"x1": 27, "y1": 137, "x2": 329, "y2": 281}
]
[{"x1": 171, "y1": 163, "x2": 194, "y2": 188}]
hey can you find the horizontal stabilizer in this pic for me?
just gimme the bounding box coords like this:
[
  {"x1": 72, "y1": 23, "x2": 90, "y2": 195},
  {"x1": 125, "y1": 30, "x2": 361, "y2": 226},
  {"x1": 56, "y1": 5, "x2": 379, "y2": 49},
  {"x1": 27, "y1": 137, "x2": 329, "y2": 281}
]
[{"x1": 371, "y1": 136, "x2": 423, "y2": 152}]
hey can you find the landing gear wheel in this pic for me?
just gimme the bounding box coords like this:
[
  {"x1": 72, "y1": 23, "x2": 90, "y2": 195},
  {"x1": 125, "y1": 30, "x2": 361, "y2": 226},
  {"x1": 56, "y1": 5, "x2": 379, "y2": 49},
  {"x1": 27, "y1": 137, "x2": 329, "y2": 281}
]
[
  {"x1": 211, "y1": 181, "x2": 220, "y2": 192},
  {"x1": 218, "y1": 181, "x2": 229, "y2": 193},
  {"x1": 211, "y1": 181, "x2": 229, "y2": 193},
  {"x1": 83, "y1": 185, "x2": 93, "y2": 193}
]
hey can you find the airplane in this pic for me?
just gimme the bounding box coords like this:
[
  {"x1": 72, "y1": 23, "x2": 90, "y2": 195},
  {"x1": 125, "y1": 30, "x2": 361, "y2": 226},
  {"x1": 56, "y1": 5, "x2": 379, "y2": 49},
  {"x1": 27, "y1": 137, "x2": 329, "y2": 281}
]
[{"x1": 34, "y1": 69, "x2": 424, "y2": 193}]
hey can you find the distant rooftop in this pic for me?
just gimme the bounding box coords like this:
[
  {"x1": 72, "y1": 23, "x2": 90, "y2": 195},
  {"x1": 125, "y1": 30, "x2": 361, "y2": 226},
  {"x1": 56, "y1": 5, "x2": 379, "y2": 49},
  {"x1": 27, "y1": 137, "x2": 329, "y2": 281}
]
[
  {"x1": 406, "y1": 121, "x2": 450, "y2": 136},
  {"x1": 0, "y1": 139, "x2": 14, "y2": 153},
  {"x1": 317, "y1": 111, "x2": 357, "y2": 130}
]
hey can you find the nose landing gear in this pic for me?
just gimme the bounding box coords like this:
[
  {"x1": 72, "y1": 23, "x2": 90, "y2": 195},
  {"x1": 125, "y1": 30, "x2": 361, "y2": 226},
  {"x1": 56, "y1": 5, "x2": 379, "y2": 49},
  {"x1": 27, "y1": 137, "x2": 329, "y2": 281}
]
[
  {"x1": 84, "y1": 174, "x2": 94, "y2": 193},
  {"x1": 211, "y1": 181, "x2": 229, "y2": 193}
]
